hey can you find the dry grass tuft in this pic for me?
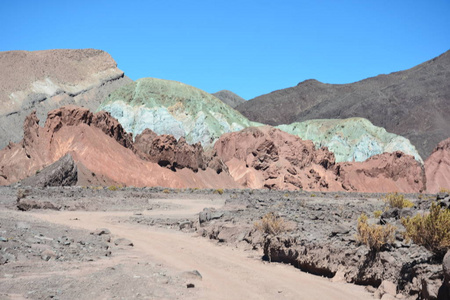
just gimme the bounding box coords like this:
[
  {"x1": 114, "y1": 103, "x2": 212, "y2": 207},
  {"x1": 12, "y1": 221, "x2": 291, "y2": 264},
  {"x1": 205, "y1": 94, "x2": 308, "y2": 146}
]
[{"x1": 254, "y1": 212, "x2": 287, "y2": 235}]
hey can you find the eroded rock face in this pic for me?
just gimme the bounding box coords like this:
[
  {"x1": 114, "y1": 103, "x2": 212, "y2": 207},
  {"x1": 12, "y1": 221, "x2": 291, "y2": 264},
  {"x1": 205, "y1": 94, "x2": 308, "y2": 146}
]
[
  {"x1": 214, "y1": 126, "x2": 426, "y2": 192},
  {"x1": 0, "y1": 49, "x2": 132, "y2": 149},
  {"x1": 338, "y1": 151, "x2": 426, "y2": 193},
  {"x1": 135, "y1": 129, "x2": 208, "y2": 172},
  {"x1": 212, "y1": 90, "x2": 246, "y2": 108},
  {"x1": 214, "y1": 126, "x2": 341, "y2": 191},
  {"x1": 0, "y1": 106, "x2": 239, "y2": 189},
  {"x1": 425, "y1": 138, "x2": 450, "y2": 193}
]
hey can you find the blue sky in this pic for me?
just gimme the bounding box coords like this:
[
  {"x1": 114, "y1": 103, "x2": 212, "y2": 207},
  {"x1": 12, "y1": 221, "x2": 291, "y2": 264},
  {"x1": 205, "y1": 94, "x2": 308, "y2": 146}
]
[{"x1": 3, "y1": 0, "x2": 449, "y2": 100}]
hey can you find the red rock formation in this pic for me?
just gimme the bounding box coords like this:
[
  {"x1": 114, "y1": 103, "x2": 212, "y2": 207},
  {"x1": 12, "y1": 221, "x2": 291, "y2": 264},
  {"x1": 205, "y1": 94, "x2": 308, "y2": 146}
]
[
  {"x1": 338, "y1": 151, "x2": 426, "y2": 193},
  {"x1": 135, "y1": 129, "x2": 207, "y2": 172},
  {"x1": 214, "y1": 126, "x2": 342, "y2": 191},
  {"x1": 425, "y1": 138, "x2": 450, "y2": 193},
  {"x1": 214, "y1": 126, "x2": 426, "y2": 192},
  {"x1": 0, "y1": 106, "x2": 239, "y2": 189}
]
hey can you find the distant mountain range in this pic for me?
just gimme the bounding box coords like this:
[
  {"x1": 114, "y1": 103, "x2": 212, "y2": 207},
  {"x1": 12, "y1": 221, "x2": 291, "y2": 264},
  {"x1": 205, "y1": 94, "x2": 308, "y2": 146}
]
[{"x1": 236, "y1": 50, "x2": 450, "y2": 158}]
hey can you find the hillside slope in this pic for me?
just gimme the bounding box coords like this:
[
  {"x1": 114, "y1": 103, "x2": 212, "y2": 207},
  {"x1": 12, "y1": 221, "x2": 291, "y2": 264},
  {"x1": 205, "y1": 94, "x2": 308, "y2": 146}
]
[
  {"x1": 98, "y1": 78, "x2": 258, "y2": 148},
  {"x1": 212, "y1": 90, "x2": 246, "y2": 108},
  {"x1": 236, "y1": 50, "x2": 450, "y2": 158},
  {"x1": 0, "y1": 49, "x2": 132, "y2": 149}
]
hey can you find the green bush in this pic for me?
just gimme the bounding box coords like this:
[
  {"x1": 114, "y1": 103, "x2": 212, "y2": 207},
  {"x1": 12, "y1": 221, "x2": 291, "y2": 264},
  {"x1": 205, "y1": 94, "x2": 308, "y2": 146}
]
[
  {"x1": 401, "y1": 202, "x2": 450, "y2": 258},
  {"x1": 213, "y1": 188, "x2": 224, "y2": 195}
]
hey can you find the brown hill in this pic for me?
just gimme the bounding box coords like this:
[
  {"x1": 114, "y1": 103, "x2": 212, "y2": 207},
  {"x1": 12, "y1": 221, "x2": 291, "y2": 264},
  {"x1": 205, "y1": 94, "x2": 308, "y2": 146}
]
[
  {"x1": 236, "y1": 51, "x2": 450, "y2": 159},
  {"x1": 0, "y1": 49, "x2": 132, "y2": 150},
  {"x1": 0, "y1": 106, "x2": 239, "y2": 189},
  {"x1": 425, "y1": 138, "x2": 450, "y2": 193},
  {"x1": 212, "y1": 90, "x2": 246, "y2": 108},
  {"x1": 214, "y1": 126, "x2": 425, "y2": 193}
]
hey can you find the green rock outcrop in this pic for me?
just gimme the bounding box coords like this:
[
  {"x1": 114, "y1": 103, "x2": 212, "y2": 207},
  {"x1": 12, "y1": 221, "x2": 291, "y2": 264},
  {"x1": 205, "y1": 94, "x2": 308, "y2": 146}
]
[
  {"x1": 98, "y1": 78, "x2": 259, "y2": 148},
  {"x1": 277, "y1": 118, "x2": 423, "y2": 163}
]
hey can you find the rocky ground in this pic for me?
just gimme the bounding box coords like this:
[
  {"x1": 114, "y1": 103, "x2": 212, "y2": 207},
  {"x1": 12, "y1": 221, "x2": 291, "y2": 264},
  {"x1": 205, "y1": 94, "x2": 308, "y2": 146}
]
[{"x1": 0, "y1": 186, "x2": 448, "y2": 299}]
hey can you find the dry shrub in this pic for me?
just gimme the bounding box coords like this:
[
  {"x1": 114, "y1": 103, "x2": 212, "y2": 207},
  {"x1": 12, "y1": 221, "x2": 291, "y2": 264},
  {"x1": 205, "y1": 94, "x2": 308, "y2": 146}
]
[
  {"x1": 382, "y1": 192, "x2": 414, "y2": 209},
  {"x1": 108, "y1": 185, "x2": 118, "y2": 191},
  {"x1": 213, "y1": 188, "x2": 224, "y2": 195},
  {"x1": 373, "y1": 210, "x2": 383, "y2": 218},
  {"x1": 439, "y1": 187, "x2": 450, "y2": 193},
  {"x1": 254, "y1": 212, "x2": 286, "y2": 235},
  {"x1": 401, "y1": 202, "x2": 450, "y2": 258},
  {"x1": 162, "y1": 189, "x2": 170, "y2": 194},
  {"x1": 357, "y1": 213, "x2": 396, "y2": 251}
]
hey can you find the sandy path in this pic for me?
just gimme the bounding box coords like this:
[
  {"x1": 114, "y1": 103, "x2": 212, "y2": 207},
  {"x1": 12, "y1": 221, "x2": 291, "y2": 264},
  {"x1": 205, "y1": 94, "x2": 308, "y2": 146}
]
[{"x1": 30, "y1": 198, "x2": 372, "y2": 300}]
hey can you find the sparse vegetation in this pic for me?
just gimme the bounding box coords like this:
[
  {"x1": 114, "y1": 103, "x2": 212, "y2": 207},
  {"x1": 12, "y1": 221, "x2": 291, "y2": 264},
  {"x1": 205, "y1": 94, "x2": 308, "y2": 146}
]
[
  {"x1": 439, "y1": 187, "x2": 450, "y2": 193},
  {"x1": 108, "y1": 185, "x2": 118, "y2": 191},
  {"x1": 16, "y1": 189, "x2": 28, "y2": 201},
  {"x1": 357, "y1": 213, "x2": 396, "y2": 251},
  {"x1": 382, "y1": 192, "x2": 414, "y2": 209},
  {"x1": 373, "y1": 210, "x2": 383, "y2": 218},
  {"x1": 163, "y1": 189, "x2": 170, "y2": 194},
  {"x1": 310, "y1": 193, "x2": 316, "y2": 197},
  {"x1": 401, "y1": 202, "x2": 450, "y2": 258},
  {"x1": 254, "y1": 212, "x2": 287, "y2": 235},
  {"x1": 213, "y1": 188, "x2": 224, "y2": 195}
]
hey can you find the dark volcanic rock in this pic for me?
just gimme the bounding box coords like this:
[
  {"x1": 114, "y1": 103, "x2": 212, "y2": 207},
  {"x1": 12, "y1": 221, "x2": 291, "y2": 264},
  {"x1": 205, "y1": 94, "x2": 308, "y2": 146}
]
[
  {"x1": 20, "y1": 154, "x2": 78, "y2": 187},
  {"x1": 236, "y1": 51, "x2": 450, "y2": 159},
  {"x1": 212, "y1": 90, "x2": 246, "y2": 108}
]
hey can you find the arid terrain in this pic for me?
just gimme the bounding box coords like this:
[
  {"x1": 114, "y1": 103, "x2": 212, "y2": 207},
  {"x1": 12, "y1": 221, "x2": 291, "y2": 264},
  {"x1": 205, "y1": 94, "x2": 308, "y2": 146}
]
[
  {"x1": 0, "y1": 48, "x2": 449, "y2": 300},
  {"x1": 1, "y1": 187, "x2": 449, "y2": 299}
]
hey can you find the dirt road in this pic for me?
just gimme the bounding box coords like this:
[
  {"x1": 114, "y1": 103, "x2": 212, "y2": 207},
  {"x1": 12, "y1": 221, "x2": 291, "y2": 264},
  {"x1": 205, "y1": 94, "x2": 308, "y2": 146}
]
[{"x1": 30, "y1": 198, "x2": 372, "y2": 300}]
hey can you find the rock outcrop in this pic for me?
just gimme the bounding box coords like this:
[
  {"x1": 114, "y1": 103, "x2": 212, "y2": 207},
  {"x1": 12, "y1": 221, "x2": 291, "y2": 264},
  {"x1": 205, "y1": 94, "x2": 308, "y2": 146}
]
[
  {"x1": 425, "y1": 138, "x2": 450, "y2": 193},
  {"x1": 212, "y1": 90, "x2": 246, "y2": 108},
  {"x1": 20, "y1": 154, "x2": 78, "y2": 187},
  {"x1": 338, "y1": 151, "x2": 426, "y2": 193},
  {"x1": 134, "y1": 129, "x2": 208, "y2": 172},
  {"x1": 214, "y1": 126, "x2": 426, "y2": 192},
  {"x1": 236, "y1": 50, "x2": 450, "y2": 159},
  {"x1": 0, "y1": 49, "x2": 132, "y2": 149},
  {"x1": 0, "y1": 106, "x2": 239, "y2": 189},
  {"x1": 277, "y1": 118, "x2": 422, "y2": 163},
  {"x1": 98, "y1": 78, "x2": 258, "y2": 148}
]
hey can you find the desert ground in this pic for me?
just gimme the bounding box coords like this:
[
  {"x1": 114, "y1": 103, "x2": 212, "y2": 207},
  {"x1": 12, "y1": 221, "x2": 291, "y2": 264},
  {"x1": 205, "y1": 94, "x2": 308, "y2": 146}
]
[
  {"x1": 2, "y1": 186, "x2": 448, "y2": 299},
  {"x1": 0, "y1": 186, "x2": 381, "y2": 300}
]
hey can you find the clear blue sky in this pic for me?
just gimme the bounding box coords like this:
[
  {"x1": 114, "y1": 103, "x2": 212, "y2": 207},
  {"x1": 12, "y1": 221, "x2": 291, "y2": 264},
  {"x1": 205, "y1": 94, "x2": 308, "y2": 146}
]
[{"x1": 2, "y1": 0, "x2": 449, "y2": 100}]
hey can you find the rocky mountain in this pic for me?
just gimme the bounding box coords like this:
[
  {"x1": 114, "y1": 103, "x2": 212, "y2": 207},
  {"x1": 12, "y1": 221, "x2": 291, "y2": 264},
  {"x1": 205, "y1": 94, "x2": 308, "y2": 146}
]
[
  {"x1": 236, "y1": 50, "x2": 450, "y2": 159},
  {"x1": 0, "y1": 49, "x2": 132, "y2": 150},
  {"x1": 214, "y1": 126, "x2": 425, "y2": 193},
  {"x1": 425, "y1": 138, "x2": 450, "y2": 193},
  {"x1": 98, "y1": 78, "x2": 258, "y2": 148},
  {"x1": 212, "y1": 90, "x2": 246, "y2": 108},
  {"x1": 277, "y1": 118, "x2": 422, "y2": 163},
  {"x1": 0, "y1": 106, "x2": 239, "y2": 189}
]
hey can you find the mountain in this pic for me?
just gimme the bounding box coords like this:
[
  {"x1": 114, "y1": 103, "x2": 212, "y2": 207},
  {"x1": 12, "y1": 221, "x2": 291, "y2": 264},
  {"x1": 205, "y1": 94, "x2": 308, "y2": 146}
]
[
  {"x1": 212, "y1": 90, "x2": 246, "y2": 108},
  {"x1": 236, "y1": 50, "x2": 450, "y2": 159},
  {"x1": 277, "y1": 118, "x2": 422, "y2": 163},
  {"x1": 0, "y1": 49, "x2": 132, "y2": 149},
  {"x1": 98, "y1": 78, "x2": 258, "y2": 148},
  {"x1": 0, "y1": 106, "x2": 239, "y2": 188}
]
